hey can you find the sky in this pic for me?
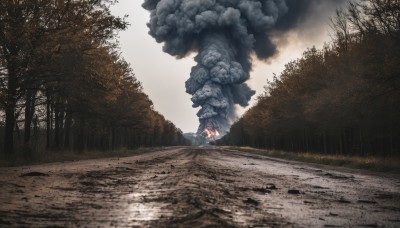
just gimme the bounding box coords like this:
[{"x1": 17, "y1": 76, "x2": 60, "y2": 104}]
[{"x1": 110, "y1": 1, "x2": 345, "y2": 133}]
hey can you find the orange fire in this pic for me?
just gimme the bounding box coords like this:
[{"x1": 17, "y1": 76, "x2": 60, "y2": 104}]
[{"x1": 203, "y1": 128, "x2": 220, "y2": 138}]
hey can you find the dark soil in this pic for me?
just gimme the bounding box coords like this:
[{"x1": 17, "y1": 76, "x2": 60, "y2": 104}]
[{"x1": 0, "y1": 147, "x2": 399, "y2": 227}]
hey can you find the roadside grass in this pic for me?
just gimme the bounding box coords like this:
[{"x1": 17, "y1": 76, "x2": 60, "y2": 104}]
[
  {"x1": 0, "y1": 147, "x2": 171, "y2": 167},
  {"x1": 224, "y1": 146, "x2": 400, "y2": 173}
]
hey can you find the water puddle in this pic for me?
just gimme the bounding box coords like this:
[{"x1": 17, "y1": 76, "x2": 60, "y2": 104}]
[{"x1": 124, "y1": 192, "x2": 171, "y2": 224}]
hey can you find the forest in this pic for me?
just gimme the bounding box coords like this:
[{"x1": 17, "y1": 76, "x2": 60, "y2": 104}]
[
  {"x1": 0, "y1": 0, "x2": 188, "y2": 159},
  {"x1": 218, "y1": 0, "x2": 400, "y2": 157}
]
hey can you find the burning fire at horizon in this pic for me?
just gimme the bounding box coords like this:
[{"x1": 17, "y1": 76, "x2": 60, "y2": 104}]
[{"x1": 203, "y1": 128, "x2": 220, "y2": 139}]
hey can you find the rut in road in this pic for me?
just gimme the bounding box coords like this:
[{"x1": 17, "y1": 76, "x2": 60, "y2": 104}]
[
  {"x1": 0, "y1": 147, "x2": 399, "y2": 227},
  {"x1": 142, "y1": 148, "x2": 288, "y2": 227}
]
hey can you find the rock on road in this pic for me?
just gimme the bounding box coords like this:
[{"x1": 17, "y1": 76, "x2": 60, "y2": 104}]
[{"x1": 0, "y1": 147, "x2": 399, "y2": 227}]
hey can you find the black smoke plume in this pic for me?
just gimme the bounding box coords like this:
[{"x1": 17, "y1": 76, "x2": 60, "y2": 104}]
[{"x1": 143, "y1": 0, "x2": 344, "y2": 135}]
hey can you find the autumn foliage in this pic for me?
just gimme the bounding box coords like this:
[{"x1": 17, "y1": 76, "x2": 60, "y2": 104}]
[
  {"x1": 218, "y1": 0, "x2": 400, "y2": 157},
  {"x1": 0, "y1": 0, "x2": 188, "y2": 157}
]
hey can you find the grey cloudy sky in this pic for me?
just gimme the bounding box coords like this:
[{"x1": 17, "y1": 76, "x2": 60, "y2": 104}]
[{"x1": 110, "y1": 1, "x2": 345, "y2": 133}]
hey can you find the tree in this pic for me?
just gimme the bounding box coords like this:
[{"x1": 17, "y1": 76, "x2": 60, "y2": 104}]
[
  {"x1": 218, "y1": 0, "x2": 400, "y2": 156},
  {"x1": 0, "y1": 0, "x2": 127, "y2": 154}
]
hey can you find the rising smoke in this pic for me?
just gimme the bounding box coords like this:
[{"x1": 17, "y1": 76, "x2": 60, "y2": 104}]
[{"x1": 143, "y1": 0, "x2": 345, "y2": 135}]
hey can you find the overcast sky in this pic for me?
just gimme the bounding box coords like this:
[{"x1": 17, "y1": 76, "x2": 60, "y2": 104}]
[{"x1": 110, "y1": 1, "x2": 345, "y2": 133}]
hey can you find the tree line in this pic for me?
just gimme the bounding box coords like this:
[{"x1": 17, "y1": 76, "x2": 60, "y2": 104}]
[
  {"x1": 218, "y1": 0, "x2": 400, "y2": 157},
  {"x1": 0, "y1": 0, "x2": 189, "y2": 157}
]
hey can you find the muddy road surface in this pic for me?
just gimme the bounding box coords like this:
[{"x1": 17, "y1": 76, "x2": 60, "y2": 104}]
[{"x1": 0, "y1": 147, "x2": 399, "y2": 227}]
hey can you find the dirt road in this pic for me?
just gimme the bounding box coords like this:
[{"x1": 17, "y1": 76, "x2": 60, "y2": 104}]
[{"x1": 0, "y1": 147, "x2": 399, "y2": 227}]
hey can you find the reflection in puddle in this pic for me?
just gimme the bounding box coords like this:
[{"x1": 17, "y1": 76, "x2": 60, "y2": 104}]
[
  {"x1": 127, "y1": 203, "x2": 160, "y2": 221},
  {"x1": 125, "y1": 192, "x2": 170, "y2": 224}
]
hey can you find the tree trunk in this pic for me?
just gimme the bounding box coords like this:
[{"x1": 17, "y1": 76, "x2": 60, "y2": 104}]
[
  {"x1": 111, "y1": 126, "x2": 116, "y2": 151},
  {"x1": 33, "y1": 115, "x2": 39, "y2": 141},
  {"x1": 59, "y1": 102, "x2": 65, "y2": 148},
  {"x1": 4, "y1": 62, "x2": 18, "y2": 155},
  {"x1": 339, "y1": 129, "x2": 343, "y2": 155},
  {"x1": 24, "y1": 90, "x2": 37, "y2": 144},
  {"x1": 64, "y1": 108, "x2": 72, "y2": 150},
  {"x1": 4, "y1": 106, "x2": 15, "y2": 155},
  {"x1": 323, "y1": 130, "x2": 327, "y2": 154},
  {"x1": 46, "y1": 91, "x2": 51, "y2": 150},
  {"x1": 359, "y1": 129, "x2": 364, "y2": 156},
  {"x1": 75, "y1": 115, "x2": 85, "y2": 152},
  {"x1": 15, "y1": 112, "x2": 20, "y2": 139},
  {"x1": 305, "y1": 129, "x2": 309, "y2": 152},
  {"x1": 54, "y1": 97, "x2": 60, "y2": 150}
]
